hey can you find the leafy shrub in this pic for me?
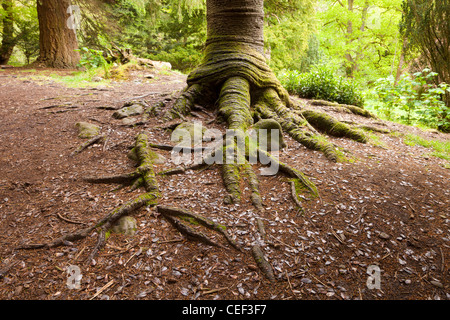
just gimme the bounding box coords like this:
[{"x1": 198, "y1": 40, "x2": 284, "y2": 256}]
[
  {"x1": 76, "y1": 47, "x2": 111, "y2": 78},
  {"x1": 277, "y1": 66, "x2": 365, "y2": 107},
  {"x1": 148, "y1": 45, "x2": 203, "y2": 73},
  {"x1": 372, "y1": 69, "x2": 450, "y2": 131}
]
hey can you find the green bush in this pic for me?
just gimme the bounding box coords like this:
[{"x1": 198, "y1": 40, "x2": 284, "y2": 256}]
[
  {"x1": 277, "y1": 66, "x2": 365, "y2": 107},
  {"x1": 148, "y1": 45, "x2": 203, "y2": 73},
  {"x1": 371, "y1": 69, "x2": 450, "y2": 131},
  {"x1": 76, "y1": 47, "x2": 111, "y2": 78}
]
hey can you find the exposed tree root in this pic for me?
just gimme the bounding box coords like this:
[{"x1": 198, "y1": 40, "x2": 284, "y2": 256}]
[
  {"x1": 17, "y1": 133, "x2": 244, "y2": 265},
  {"x1": 162, "y1": 84, "x2": 205, "y2": 121},
  {"x1": 70, "y1": 134, "x2": 106, "y2": 157},
  {"x1": 20, "y1": 40, "x2": 375, "y2": 282},
  {"x1": 251, "y1": 245, "x2": 275, "y2": 282},
  {"x1": 308, "y1": 99, "x2": 378, "y2": 119},
  {"x1": 157, "y1": 205, "x2": 241, "y2": 251}
]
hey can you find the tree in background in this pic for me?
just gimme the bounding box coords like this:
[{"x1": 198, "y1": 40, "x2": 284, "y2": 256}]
[
  {"x1": 400, "y1": 0, "x2": 450, "y2": 109},
  {"x1": 35, "y1": 0, "x2": 80, "y2": 68},
  {"x1": 317, "y1": 0, "x2": 404, "y2": 84},
  {"x1": 263, "y1": 0, "x2": 316, "y2": 71},
  {"x1": 0, "y1": 0, "x2": 17, "y2": 64}
]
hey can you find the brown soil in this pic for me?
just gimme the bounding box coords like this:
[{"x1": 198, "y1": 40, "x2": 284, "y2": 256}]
[{"x1": 0, "y1": 66, "x2": 449, "y2": 301}]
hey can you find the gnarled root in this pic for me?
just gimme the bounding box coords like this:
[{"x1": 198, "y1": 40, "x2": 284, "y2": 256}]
[
  {"x1": 154, "y1": 42, "x2": 372, "y2": 280},
  {"x1": 18, "y1": 133, "x2": 243, "y2": 263},
  {"x1": 17, "y1": 133, "x2": 160, "y2": 264},
  {"x1": 157, "y1": 206, "x2": 241, "y2": 251}
]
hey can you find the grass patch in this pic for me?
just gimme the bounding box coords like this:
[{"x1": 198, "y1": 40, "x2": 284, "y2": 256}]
[
  {"x1": 48, "y1": 68, "x2": 111, "y2": 88},
  {"x1": 403, "y1": 133, "x2": 450, "y2": 161},
  {"x1": 393, "y1": 132, "x2": 450, "y2": 164}
]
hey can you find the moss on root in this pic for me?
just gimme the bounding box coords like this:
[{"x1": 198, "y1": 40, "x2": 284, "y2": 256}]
[
  {"x1": 163, "y1": 84, "x2": 204, "y2": 121},
  {"x1": 301, "y1": 110, "x2": 367, "y2": 143}
]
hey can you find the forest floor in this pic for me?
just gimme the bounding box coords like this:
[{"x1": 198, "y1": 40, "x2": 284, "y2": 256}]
[{"x1": 0, "y1": 66, "x2": 449, "y2": 302}]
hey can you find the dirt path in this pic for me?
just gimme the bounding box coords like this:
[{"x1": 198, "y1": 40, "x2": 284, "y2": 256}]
[{"x1": 0, "y1": 67, "x2": 449, "y2": 300}]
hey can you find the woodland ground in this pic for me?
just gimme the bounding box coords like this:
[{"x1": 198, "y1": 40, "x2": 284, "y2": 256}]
[{"x1": 0, "y1": 66, "x2": 449, "y2": 301}]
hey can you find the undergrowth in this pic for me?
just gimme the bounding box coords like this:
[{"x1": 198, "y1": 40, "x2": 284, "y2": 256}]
[{"x1": 277, "y1": 66, "x2": 365, "y2": 107}]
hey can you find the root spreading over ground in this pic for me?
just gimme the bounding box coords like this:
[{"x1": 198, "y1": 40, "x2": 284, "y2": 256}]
[{"x1": 17, "y1": 43, "x2": 375, "y2": 281}]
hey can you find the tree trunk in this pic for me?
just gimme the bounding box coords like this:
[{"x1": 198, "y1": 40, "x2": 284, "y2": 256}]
[
  {"x1": 0, "y1": 0, "x2": 16, "y2": 65},
  {"x1": 344, "y1": 0, "x2": 355, "y2": 77},
  {"x1": 205, "y1": 0, "x2": 265, "y2": 53},
  {"x1": 36, "y1": 0, "x2": 80, "y2": 68},
  {"x1": 163, "y1": 0, "x2": 369, "y2": 204}
]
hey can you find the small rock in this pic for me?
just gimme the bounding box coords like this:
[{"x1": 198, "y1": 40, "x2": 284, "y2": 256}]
[
  {"x1": 111, "y1": 216, "x2": 137, "y2": 236},
  {"x1": 75, "y1": 122, "x2": 100, "y2": 139},
  {"x1": 112, "y1": 104, "x2": 144, "y2": 119},
  {"x1": 378, "y1": 232, "x2": 391, "y2": 240},
  {"x1": 430, "y1": 280, "x2": 444, "y2": 288},
  {"x1": 404, "y1": 279, "x2": 411, "y2": 285}
]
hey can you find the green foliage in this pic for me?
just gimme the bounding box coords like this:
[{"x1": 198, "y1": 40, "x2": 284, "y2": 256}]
[
  {"x1": 370, "y1": 69, "x2": 450, "y2": 131},
  {"x1": 148, "y1": 45, "x2": 202, "y2": 73},
  {"x1": 264, "y1": 0, "x2": 317, "y2": 72},
  {"x1": 277, "y1": 66, "x2": 365, "y2": 107},
  {"x1": 400, "y1": 0, "x2": 450, "y2": 86},
  {"x1": 107, "y1": 0, "x2": 206, "y2": 73},
  {"x1": 317, "y1": 0, "x2": 404, "y2": 86},
  {"x1": 0, "y1": 0, "x2": 39, "y2": 65},
  {"x1": 76, "y1": 47, "x2": 111, "y2": 78}
]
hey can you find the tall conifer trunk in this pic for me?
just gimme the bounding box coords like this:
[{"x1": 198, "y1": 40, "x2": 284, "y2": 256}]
[
  {"x1": 36, "y1": 0, "x2": 80, "y2": 68},
  {"x1": 206, "y1": 0, "x2": 265, "y2": 53}
]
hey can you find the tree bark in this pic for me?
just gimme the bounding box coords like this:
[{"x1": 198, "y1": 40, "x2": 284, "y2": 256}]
[
  {"x1": 206, "y1": 0, "x2": 265, "y2": 53},
  {"x1": 36, "y1": 0, "x2": 80, "y2": 68},
  {"x1": 0, "y1": 0, "x2": 16, "y2": 65}
]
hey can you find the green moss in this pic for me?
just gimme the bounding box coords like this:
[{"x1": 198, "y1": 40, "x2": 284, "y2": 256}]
[
  {"x1": 75, "y1": 122, "x2": 100, "y2": 139},
  {"x1": 301, "y1": 110, "x2": 367, "y2": 143},
  {"x1": 187, "y1": 41, "x2": 289, "y2": 105},
  {"x1": 180, "y1": 215, "x2": 200, "y2": 226}
]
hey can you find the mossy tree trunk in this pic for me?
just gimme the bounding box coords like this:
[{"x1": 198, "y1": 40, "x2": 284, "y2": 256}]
[{"x1": 164, "y1": 0, "x2": 367, "y2": 205}]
